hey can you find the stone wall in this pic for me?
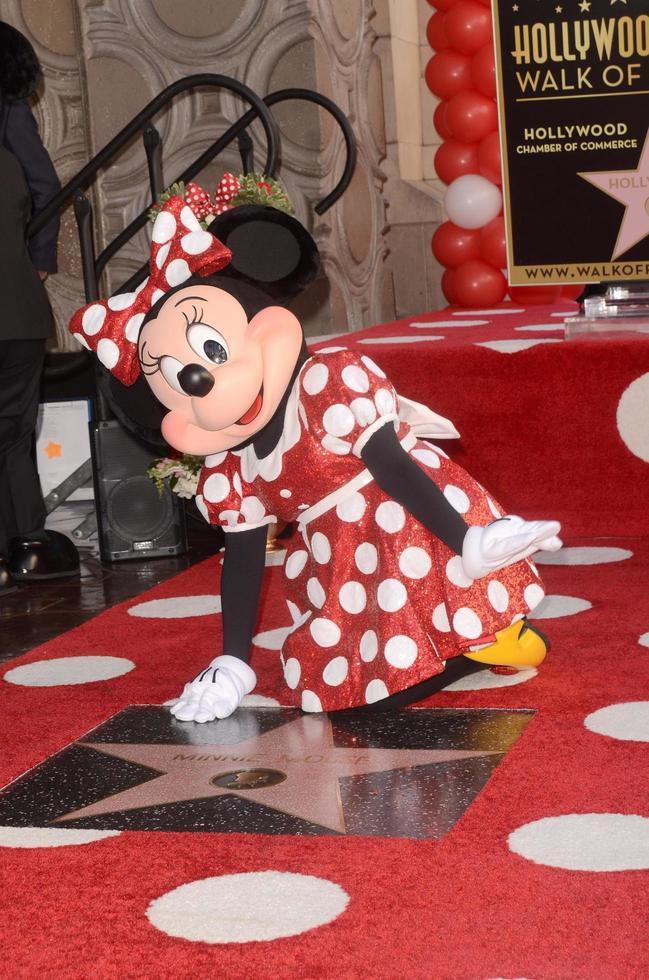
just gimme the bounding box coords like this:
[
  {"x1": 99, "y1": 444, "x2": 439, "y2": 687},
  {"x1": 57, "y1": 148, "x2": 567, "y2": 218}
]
[{"x1": 0, "y1": 0, "x2": 444, "y2": 348}]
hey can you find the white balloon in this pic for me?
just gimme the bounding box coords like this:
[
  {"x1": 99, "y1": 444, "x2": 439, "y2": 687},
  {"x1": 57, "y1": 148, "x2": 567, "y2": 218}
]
[{"x1": 444, "y1": 175, "x2": 502, "y2": 229}]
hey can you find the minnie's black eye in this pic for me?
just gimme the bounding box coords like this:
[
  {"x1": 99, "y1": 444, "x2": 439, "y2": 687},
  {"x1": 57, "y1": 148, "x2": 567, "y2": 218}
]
[{"x1": 186, "y1": 323, "x2": 229, "y2": 365}]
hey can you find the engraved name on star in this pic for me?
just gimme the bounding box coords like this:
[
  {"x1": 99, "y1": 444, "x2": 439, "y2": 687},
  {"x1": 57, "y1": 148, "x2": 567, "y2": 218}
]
[{"x1": 54, "y1": 714, "x2": 498, "y2": 833}]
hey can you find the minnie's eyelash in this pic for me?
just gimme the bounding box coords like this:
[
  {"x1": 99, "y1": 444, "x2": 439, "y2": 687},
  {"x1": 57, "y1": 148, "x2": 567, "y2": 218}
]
[
  {"x1": 139, "y1": 339, "x2": 162, "y2": 376},
  {"x1": 182, "y1": 305, "x2": 205, "y2": 333}
]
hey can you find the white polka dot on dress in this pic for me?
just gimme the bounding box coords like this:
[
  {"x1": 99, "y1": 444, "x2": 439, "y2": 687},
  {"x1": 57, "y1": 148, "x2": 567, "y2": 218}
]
[
  {"x1": 524, "y1": 583, "x2": 546, "y2": 610},
  {"x1": 399, "y1": 546, "x2": 432, "y2": 580},
  {"x1": 323, "y1": 656, "x2": 349, "y2": 686},
  {"x1": 443, "y1": 484, "x2": 471, "y2": 514},
  {"x1": 488, "y1": 580, "x2": 510, "y2": 613},
  {"x1": 283, "y1": 658, "x2": 301, "y2": 689},
  {"x1": 384, "y1": 635, "x2": 418, "y2": 669},
  {"x1": 360, "y1": 630, "x2": 378, "y2": 662},
  {"x1": 336, "y1": 492, "x2": 366, "y2": 523},
  {"x1": 365, "y1": 678, "x2": 389, "y2": 703},
  {"x1": 445, "y1": 555, "x2": 474, "y2": 589},
  {"x1": 375, "y1": 501, "x2": 406, "y2": 534},
  {"x1": 360, "y1": 355, "x2": 386, "y2": 378},
  {"x1": 412, "y1": 448, "x2": 440, "y2": 469},
  {"x1": 339, "y1": 581, "x2": 367, "y2": 614},
  {"x1": 240, "y1": 497, "x2": 266, "y2": 524},
  {"x1": 355, "y1": 542, "x2": 378, "y2": 575},
  {"x1": 341, "y1": 364, "x2": 370, "y2": 393},
  {"x1": 310, "y1": 618, "x2": 341, "y2": 648},
  {"x1": 302, "y1": 363, "x2": 329, "y2": 395},
  {"x1": 311, "y1": 532, "x2": 332, "y2": 564},
  {"x1": 374, "y1": 389, "x2": 396, "y2": 416},
  {"x1": 432, "y1": 603, "x2": 451, "y2": 633},
  {"x1": 285, "y1": 550, "x2": 308, "y2": 580},
  {"x1": 323, "y1": 404, "x2": 355, "y2": 438},
  {"x1": 453, "y1": 607, "x2": 483, "y2": 639},
  {"x1": 349, "y1": 397, "x2": 377, "y2": 427},
  {"x1": 203, "y1": 473, "x2": 230, "y2": 504},
  {"x1": 377, "y1": 579, "x2": 408, "y2": 613},
  {"x1": 307, "y1": 577, "x2": 326, "y2": 609},
  {"x1": 195, "y1": 494, "x2": 209, "y2": 522},
  {"x1": 301, "y1": 690, "x2": 323, "y2": 712},
  {"x1": 321, "y1": 435, "x2": 352, "y2": 456}
]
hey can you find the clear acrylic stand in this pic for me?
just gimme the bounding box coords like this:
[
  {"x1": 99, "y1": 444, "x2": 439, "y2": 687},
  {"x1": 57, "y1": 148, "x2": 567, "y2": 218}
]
[{"x1": 565, "y1": 284, "x2": 649, "y2": 340}]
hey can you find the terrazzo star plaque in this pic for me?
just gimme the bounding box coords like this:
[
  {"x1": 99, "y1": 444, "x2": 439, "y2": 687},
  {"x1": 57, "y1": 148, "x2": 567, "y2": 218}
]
[{"x1": 0, "y1": 706, "x2": 533, "y2": 839}]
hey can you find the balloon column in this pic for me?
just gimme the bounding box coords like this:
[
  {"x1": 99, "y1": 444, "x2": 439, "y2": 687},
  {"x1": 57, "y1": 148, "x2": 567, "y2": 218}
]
[{"x1": 426, "y1": 0, "x2": 579, "y2": 307}]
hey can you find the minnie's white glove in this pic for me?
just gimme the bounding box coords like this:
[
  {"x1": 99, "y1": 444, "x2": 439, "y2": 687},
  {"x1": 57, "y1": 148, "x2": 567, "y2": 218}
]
[
  {"x1": 461, "y1": 515, "x2": 562, "y2": 580},
  {"x1": 170, "y1": 655, "x2": 256, "y2": 723}
]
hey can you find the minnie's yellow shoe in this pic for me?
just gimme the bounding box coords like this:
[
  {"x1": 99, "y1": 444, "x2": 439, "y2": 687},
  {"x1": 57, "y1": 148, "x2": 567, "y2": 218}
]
[{"x1": 463, "y1": 619, "x2": 549, "y2": 669}]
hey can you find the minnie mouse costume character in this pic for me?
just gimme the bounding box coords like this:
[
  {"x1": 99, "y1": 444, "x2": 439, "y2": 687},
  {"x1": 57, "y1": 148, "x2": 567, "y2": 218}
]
[{"x1": 69, "y1": 176, "x2": 561, "y2": 722}]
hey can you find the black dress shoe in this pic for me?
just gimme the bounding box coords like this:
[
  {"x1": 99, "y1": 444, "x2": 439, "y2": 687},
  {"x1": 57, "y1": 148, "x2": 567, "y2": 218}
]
[
  {"x1": 0, "y1": 556, "x2": 18, "y2": 595},
  {"x1": 9, "y1": 530, "x2": 80, "y2": 581}
]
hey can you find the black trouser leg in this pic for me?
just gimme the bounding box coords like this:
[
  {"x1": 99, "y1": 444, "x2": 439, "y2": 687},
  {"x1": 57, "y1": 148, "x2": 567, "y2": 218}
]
[
  {"x1": 0, "y1": 339, "x2": 47, "y2": 555},
  {"x1": 345, "y1": 656, "x2": 486, "y2": 713}
]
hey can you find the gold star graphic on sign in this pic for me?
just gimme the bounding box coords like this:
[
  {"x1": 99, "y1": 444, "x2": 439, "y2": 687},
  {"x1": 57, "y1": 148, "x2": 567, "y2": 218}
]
[
  {"x1": 579, "y1": 0, "x2": 591, "y2": 10},
  {"x1": 44, "y1": 441, "x2": 62, "y2": 459},
  {"x1": 512, "y1": 3, "x2": 519, "y2": 10},
  {"x1": 54, "y1": 714, "x2": 498, "y2": 833},
  {"x1": 555, "y1": 4, "x2": 563, "y2": 11}
]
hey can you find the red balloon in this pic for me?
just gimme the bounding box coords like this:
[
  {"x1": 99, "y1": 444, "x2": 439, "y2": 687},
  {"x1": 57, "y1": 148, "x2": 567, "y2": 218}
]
[
  {"x1": 426, "y1": 11, "x2": 449, "y2": 50},
  {"x1": 445, "y1": 0, "x2": 492, "y2": 54},
  {"x1": 454, "y1": 260, "x2": 507, "y2": 307},
  {"x1": 447, "y1": 90, "x2": 498, "y2": 142},
  {"x1": 425, "y1": 50, "x2": 472, "y2": 101},
  {"x1": 477, "y1": 130, "x2": 502, "y2": 184},
  {"x1": 434, "y1": 139, "x2": 479, "y2": 184},
  {"x1": 471, "y1": 43, "x2": 496, "y2": 97},
  {"x1": 433, "y1": 101, "x2": 453, "y2": 140},
  {"x1": 441, "y1": 268, "x2": 459, "y2": 305},
  {"x1": 559, "y1": 285, "x2": 586, "y2": 300},
  {"x1": 433, "y1": 221, "x2": 481, "y2": 268},
  {"x1": 479, "y1": 216, "x2": 506, "y2": 269},
  {"x1": 508, "y1": 285, "x2": 562, "y2": 305}
]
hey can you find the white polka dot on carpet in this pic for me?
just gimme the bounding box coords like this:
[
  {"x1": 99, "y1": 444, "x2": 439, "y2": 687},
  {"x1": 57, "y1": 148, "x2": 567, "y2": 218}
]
[
  {"x1": 146, "y1": 871, "x2": 349, "y2": 943},
  {"x1": 640, "y1": 632, "x2": 649, "y2": 649},
  {"x1": 128, "y1": 595, "x2": 222, "y2": 618},
  {"x1": 584, "y1": 702, "x2": 649, "y2": 742},
  {"x1": 443, "y1": 667, "x2": 537, "y2": 691},
  {"x1": 508, "y1": 813, "x2": 649, "y2": 871},
  {"x1": 477, "y1": 339, "x2": 562, "y2": 354},
  {"x1": 530, "y1": 595, "x2": 592, "y2": 619},
  {"x1": 4, "y1": 656, "x2": 134, "y2": 687},
  {"x1": 0, "y1": 827, "x2": 121, "y2": 848},
  {"x1": 617, "y1": 373, "x2": 649, "y2": 462},
  {"x1": 409, "y1": 318, "x2": 488, "y2": 328},
  {"x1": 535, "y1": 546, "x2": 632, "y2": 566}
]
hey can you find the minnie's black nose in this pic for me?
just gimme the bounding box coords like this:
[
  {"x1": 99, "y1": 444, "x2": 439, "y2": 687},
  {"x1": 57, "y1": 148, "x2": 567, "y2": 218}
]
[{"x1": 178, "y1": 363, "x2": 215, "y2": 397}]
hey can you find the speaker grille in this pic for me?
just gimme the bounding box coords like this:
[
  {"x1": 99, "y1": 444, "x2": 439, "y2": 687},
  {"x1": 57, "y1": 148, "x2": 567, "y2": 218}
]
[{"x1": 106, "y1": 476, "x2": 173, "y2": 542}]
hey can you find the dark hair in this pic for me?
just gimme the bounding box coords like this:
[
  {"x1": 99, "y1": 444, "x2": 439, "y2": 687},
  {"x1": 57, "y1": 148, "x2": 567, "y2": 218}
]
[{"x1": 0, "y1": 22, "x2": 42, "y2": 101}]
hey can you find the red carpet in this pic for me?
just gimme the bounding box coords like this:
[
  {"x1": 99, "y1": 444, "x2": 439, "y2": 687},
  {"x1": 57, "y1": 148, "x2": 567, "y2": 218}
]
[{"x1": 2, "y1": 303, "x2": 649, "y2": 978}]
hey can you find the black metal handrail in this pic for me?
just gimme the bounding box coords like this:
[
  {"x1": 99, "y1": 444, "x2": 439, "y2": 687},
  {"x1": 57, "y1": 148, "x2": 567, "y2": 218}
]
[
  {"x1": 27, "y1": 73, "x2": 279, "y2": 240},
  {"x1": 115, "y1": 86, "x2": 357, "y2": 295}
]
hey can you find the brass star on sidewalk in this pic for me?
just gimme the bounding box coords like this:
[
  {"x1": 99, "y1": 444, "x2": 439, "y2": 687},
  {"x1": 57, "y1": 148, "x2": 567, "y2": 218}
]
[{"x1": 55, "y1": 714, "x2": 497, "y2": 833}]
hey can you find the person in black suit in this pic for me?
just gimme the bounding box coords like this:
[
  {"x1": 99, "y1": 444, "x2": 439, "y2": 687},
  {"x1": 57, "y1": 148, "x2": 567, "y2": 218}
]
[{"x1": 0, "y1": 22, "x2": 79, "y2": 594}]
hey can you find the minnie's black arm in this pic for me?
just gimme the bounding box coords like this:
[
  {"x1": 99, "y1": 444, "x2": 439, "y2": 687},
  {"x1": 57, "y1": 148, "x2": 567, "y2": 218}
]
[
  {"x1": 360, "y1": 423, "x2": 469, "y2": 555},
  {"x1": 221, "y1": 524, "x2": 268, "y2": 661}
]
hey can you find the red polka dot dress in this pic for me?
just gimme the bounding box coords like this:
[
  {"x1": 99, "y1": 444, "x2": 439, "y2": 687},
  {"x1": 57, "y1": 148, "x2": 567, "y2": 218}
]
[{"x1": 196, "y1": 348, "x2": 546, "y2": 712}]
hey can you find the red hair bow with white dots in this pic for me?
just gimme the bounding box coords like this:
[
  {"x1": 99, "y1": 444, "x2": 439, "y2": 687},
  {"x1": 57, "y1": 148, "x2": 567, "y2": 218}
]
[
  {"x1": 185, "y1": 173, "x2": 241, "y2": 221},
  {"x1": 68, "y1": 192, "x2": 232, "y2": 386}
]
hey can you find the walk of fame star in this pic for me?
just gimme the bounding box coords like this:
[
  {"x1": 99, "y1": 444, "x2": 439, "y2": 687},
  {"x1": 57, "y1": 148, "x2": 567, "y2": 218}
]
[
  {"x1": 56, "y1": 714, "x2": 498, "y2": 833},
  {"x1": 579, "y1": 129, "x2": 649, "y2": 260},
  {"x1": 0, "y1": 706, "x2": 534, "y2": 839}
]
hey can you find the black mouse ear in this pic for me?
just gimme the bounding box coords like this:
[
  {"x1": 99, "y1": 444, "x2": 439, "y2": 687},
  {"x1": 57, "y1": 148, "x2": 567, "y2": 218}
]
[{"x1": 208, "y1": 205, "x2": 321, "y2": 298}]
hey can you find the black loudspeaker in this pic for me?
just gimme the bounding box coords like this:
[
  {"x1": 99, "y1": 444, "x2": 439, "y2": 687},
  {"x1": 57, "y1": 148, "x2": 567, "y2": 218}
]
[{"x1": 90, "y1": 420, "x2": 187, "y2": 562}]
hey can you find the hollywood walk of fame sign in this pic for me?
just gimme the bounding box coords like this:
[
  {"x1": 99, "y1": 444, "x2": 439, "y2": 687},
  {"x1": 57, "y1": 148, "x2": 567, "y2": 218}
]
[
  {"x1": 0, "y1": 706, "x2": 534, "y2": 839},
  {"x1": 492, "y1": 0, "x2": 649, "y2": 284}
]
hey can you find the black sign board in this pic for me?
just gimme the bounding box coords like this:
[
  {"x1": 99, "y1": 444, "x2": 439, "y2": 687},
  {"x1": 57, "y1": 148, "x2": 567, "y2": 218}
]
[{"x1": 493, "y1": 1, "x2": 649, "y2": 284}]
